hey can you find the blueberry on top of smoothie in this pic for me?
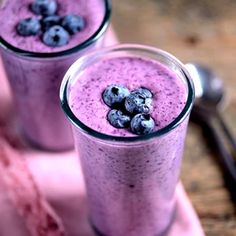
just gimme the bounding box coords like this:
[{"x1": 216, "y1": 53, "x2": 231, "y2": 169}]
[
  {"x1": 41, "y1": 15, "x2": 61, "y2": 31},
  {"x1": 103, "y1": 85, "x2": 156, "y2": 135},
  {"x1": 102, "y1": 85, "x2": 130, "y2": 108},
  {"x1": 16, "y1": 0, "x2": 88, "y2": 48},
  {"x1": 130, "y1": 114, "x2": 155, "y2": 135},
  {"x1": 107, "y1": 109, "x2": 131, "y2": 128},
  {"x1": 31, "y1": 0, "x2": 57, "y2": 16},
  {"x1": 43, "y1": 25, "x2": 70, "y2": 47},
  {"x1": 125, "y1": 88, "x2": 153, "y2": 114},
  {"x1": 16, "y1": 18, "x2": 41, "y2": 36},
  {"x1": 62, "y1": 14, "x2": 85, "y2": 35},
  {"x1": 135, "y1": 87, "x2": 153, "y2": 98}
]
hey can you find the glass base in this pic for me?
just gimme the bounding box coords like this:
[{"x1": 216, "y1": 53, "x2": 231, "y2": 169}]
[{"x1": 91, "y1": 206, "x2": 177, "y2": 236}]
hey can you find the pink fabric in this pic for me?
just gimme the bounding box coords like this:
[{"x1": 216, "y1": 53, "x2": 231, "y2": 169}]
[{"x1": 0, "y1": 28, "x2": 205, "y2": 236}]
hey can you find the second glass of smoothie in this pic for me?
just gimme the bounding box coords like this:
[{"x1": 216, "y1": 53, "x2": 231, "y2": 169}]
[
  {"x1": 0, "y1": 0, "x2": 111, "y2": 151},
  {"x1": 60, "y1": 44, "x2": 194, "y2": 235}
]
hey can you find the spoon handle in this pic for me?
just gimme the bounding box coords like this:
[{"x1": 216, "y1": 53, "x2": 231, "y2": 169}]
[
  {"x1": 216, "y1": 110, "x2": 236, "y2": 154},
  {"x1": 204, "y1": 122, "x2": 236, "y2": 201},
  {"x1": 191, "y1": 109, "x2": 236, "y2": 189},
  {"x1": 204, "y1": 119, "x2": 236, "y2": 185}
]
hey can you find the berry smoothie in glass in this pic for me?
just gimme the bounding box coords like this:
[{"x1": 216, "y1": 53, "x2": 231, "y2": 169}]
[
  {"x1": 60, "y1": 44, "x2": 195, "y2": 236},
  {"x1": 0, "y1": 0, "x2": 111, "y2": 151}
]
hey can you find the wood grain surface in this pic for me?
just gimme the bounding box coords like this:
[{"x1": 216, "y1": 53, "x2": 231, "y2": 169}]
[{"x1": 111, "y1": 0, "x2": 236, "y2": 235}]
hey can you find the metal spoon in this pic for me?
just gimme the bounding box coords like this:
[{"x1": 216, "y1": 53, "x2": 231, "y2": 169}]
[
  {"x1": 186, "y1": 63, "x2": 236, "y2": 150},
  {"x1": 185, "y1": 63, "x2": 236, "y2": 184}
]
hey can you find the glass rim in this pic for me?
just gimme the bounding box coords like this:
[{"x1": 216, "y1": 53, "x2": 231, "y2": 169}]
[
  {"x1": 60, "y1": 44, "x2": 195, "y2": 142},
  {"x1": 0, "y1": 0, "x2": 111, "y2": 58}
]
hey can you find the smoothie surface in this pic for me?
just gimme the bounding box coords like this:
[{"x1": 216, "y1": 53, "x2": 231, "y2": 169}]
[
  {"x1": 0, "y1": 0, "x2": 105, "y2": 52},
  {"x1": 69, "y1": 56, "x2": 188, "y2": 137}
]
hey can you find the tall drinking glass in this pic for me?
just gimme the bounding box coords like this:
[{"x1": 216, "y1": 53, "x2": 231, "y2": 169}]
[
  {"x1": 60, "y1": 45, "x2": 194, "y2": 235},
  {"x1": 0, "y1": 0, "x2": 111, "y2": 151}
]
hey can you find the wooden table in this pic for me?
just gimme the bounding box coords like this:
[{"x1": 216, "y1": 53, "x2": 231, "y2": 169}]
[{"x1": 111, "y1": 0, "x2": 236, "y2": 235}]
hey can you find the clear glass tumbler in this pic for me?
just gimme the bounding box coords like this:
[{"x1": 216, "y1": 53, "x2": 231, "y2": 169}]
[
  {"x1": 60, "y1": 45, "x2": 194, "y2": 235},
  {"x1": 0, "y1": 0, "x2": 111, "y2": 151}
]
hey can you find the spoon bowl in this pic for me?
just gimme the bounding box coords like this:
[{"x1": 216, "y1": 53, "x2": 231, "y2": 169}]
[{"x1": 185, "y1": 63, "x2": 225, "y2": 111}]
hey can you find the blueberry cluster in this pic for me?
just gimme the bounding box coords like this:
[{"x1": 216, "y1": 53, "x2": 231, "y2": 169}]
[
  {"x1": 16, "y1": 0, "x2": 85, "y2": 47},
  {"x1": 102, "y1": 85, "x2": 155, "y2": 135}
]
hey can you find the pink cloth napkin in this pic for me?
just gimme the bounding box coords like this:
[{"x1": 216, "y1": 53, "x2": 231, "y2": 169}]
[{"x1": 0, "y1": 28, "x2": 205, "y2": 236}]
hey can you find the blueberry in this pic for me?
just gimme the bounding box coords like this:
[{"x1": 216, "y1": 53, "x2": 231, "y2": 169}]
[
  {"x1": 16, "y1": 18, "x2": 41, "y2": 36},
  {"x1": 130, "y1": 114, "x2": 155, "y2": 135},
  {"x1": 102, "y1": 85, "x2": 130, "y2": 108},
  {"x1": 42, "y1": 15, "x2": 61, "y2": 31},
  {"x1": 107, "y1": 109, "x2": 131, "y2": 128},
  {"x1": 42, "y1": 25, "x2": 69, "y2": 47},
  {"x1": 125, "y1": 88, "x2": 153, "y2": 114},
  {"x1": 62, "y1": 14, "x2": 85, "y2": 34},
  {"x1": 31, "y1": 0, "x2": 57, "y2": 16},
  {"x1": 135, "y1": 87, "x2": 153, "y2": 98}
]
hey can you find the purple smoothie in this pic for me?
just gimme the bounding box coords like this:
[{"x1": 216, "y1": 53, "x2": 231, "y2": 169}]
[
  {"x1": 0, "y1": 0, "x2": 110, "y2": 150},
  {"x1": 0, "y1": 0, "x2": 105, "y2": 52},
  {"x1": 62, "y1": 45, "x2": 194, "y2": 236},
  {"x1": 69, "y1": 57, "x2": 187, "y2": 136}
]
